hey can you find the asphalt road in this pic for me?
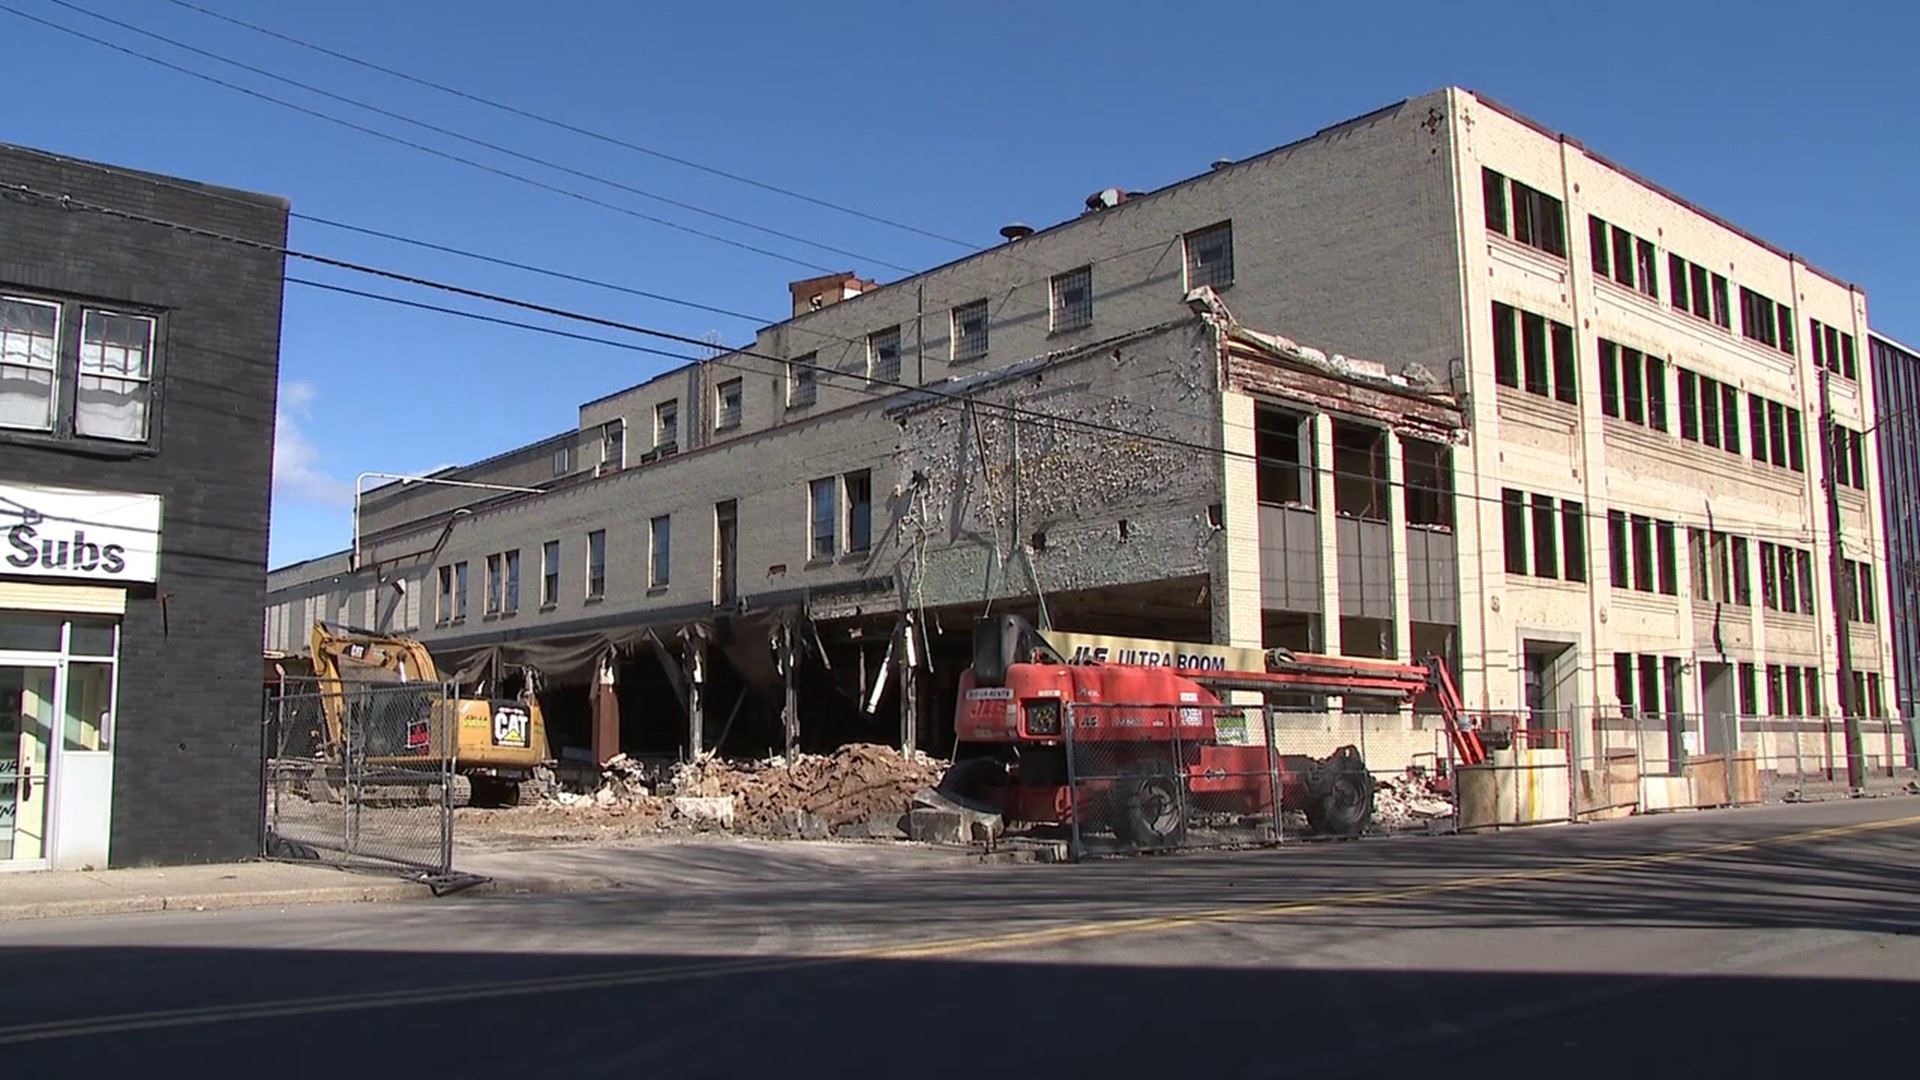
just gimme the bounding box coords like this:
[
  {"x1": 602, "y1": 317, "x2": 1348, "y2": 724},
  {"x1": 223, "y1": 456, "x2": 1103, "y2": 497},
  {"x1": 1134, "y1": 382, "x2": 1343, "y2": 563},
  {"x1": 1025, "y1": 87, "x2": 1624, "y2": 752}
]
[{"x1": 2, "y1": 798, "x2": 1916, "y2": 1078}]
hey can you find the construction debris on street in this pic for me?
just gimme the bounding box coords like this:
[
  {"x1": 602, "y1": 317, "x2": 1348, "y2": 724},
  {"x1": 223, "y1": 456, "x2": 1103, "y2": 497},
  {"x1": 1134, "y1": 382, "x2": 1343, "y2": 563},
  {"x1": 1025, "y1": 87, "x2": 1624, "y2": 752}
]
[
  {"x1": 460, "y1": 743, "x2": 949, "y2": 847},
  {"x1": 1371, "y1": 772, "x2": 1456, "y2": 829}
]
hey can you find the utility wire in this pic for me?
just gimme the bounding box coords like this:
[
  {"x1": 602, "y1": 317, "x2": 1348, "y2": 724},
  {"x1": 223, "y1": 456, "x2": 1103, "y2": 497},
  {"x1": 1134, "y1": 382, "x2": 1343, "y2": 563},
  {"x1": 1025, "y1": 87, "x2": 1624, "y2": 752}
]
[
  {"x1": 5, "y1": 180, "x2": 1845, "y2": 548},
  {"x1": 44, "y1": 0, "x2": 915, "y2": 272},
  {"x1": 162, "y1": 0, "x2": 977, "y2": 252},
  {"x1": 0, "y1": 1, "x2": 838, "y2": 273}
]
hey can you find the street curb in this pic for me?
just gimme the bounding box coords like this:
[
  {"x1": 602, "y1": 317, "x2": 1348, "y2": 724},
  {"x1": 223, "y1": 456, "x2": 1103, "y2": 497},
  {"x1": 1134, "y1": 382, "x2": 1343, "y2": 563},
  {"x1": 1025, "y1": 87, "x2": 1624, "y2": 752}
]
[{"x1": 0, "y1": 881, "x2": 436, "y2": 923}]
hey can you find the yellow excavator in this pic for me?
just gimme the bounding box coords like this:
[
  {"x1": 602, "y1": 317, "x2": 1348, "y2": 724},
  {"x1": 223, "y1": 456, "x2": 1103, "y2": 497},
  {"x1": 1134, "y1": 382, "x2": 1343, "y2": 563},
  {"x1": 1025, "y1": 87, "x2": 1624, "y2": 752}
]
[{"x1": 306, "y1": 622, "x2": 552, "y2": 807}]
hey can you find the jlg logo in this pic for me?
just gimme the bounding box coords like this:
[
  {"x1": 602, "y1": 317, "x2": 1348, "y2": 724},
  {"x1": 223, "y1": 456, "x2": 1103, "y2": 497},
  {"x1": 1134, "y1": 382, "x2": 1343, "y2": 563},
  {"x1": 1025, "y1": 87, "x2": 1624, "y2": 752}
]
[{"x1": 6, "y1": 525, "x2": 128, "y2": 575}]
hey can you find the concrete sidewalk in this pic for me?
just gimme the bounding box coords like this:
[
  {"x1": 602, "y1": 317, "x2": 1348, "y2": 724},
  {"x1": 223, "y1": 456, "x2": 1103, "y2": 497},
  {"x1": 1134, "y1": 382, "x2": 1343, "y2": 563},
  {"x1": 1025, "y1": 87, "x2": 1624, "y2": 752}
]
[
  {"x1": 0, "y1": 837, "x2": 994, "y2": 922},
  {"x1": 0, "y1": 860, "x2": 441, "y2": 922}
]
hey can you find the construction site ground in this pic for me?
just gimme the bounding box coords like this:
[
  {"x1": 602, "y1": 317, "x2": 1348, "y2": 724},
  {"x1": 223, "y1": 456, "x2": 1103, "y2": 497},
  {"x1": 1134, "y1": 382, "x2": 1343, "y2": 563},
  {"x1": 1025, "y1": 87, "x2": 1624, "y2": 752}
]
[{"x1": 2, "y1": 797, "x2": 1913, "y2": 1077}]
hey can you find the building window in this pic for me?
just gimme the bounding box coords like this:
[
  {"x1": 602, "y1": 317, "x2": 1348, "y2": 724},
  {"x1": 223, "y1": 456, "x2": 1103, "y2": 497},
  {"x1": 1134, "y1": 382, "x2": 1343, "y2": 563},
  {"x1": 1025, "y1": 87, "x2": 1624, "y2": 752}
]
[
  {"x1": 869, "y1": 326, "x2": 902, "y2": 384},
  {"x1": 715, "y1": 499, "x2": 739, "y2": 604},
  {"x1": 0, "y1": 296, "x2": 59, "y2": 432},
  {"x1": 76, "y1": 310, "x2": 156, "y2": 441},
  {"x1": 485, "y1": 553, "x2": 503, "y2": 615},
  {"x1": 1502, "y1": 489, "x2": 1528, "y2": 576},
  {"x1": 1530, "y1": 494, "x2": 1558, "y2": 579},
  {"x1": 787, "y1": 354, "x2": 818, "y2": 409},
  {"x1": 504, "y1": 549, "x2": 520, "y2": 613},
  {"x1": 1759, "y1": 542, "x2": 1817, "y2": 615},
  {"x1": 1493, "y1": 302, "x2": 1576, "y2": 403},
  {"x1": 1504, "y1": 488, "x2": 1581, "y2": 581},
  {"x1": 809, "y1": 477, "x2": 837, "y2": 560},
  {"x1": 1256, "y1": 406, "x2": 1312, "y2": 507},
  {"x1": 1669, "y1": 254, "x2": 1731, "y2": 330},
  {"x1": 1632, "y1": 515, "x2": 1655, "y2": 593},
  {"x1": 541, "y1": 539, "x2": 560, "y2": 607},
  {"x1": 1831, "y1": 425, "x2": 1867, "y2": 490},
  {"x1": 1050, "y1": 266, "x2": 1093, "y2": 331},
  {"x1": 655, "y1": 399, "x2": 678, "y2": 450},
  {"x1": 1599, "y1": 339, "x2": 1663, "y2": 429},
  {"x1": 1608, "y1": 510, "x2": 1629, "y2": 589},
  {"x1": 1403, "y1": 439, "x2": 1453, "y2": 528},
  {"x1": 1739, "y1": 287, "x2": 1794, "y2": 355},
  {"x1": 1731, "y1": 536, "x2": 1751, "y2": 605},
  {"x1": 1676, "y1": 368, "x2": 1744, "y2": 457},
  {"x1": 1811, "y1": 319, "x2": 1858, "y2": 380},
  {"x1": 1847, "y1": 559, "x2": 1877, "y2": 623},
  {"x1": 453, "y1": 561, "x2": 469, "y2": 621},
  {"x1": 1562, "y1": 501, "x2": 1586, "y2": 582},
  {"x1": 1588, "y1": 216, "x2": 1658, "y2": 299},
  {"x1": 951, "y1": 300, "x2": 989, "y2": 361},
  {"x1": 600, "y1": 419, "x2": 624, "y2": 472},
  {"x1": 586, "y1": 529, "x2": 607, "y2": 599},
  {"x1": 649, "y1": 515, "x2": 671, "y2": 588},
  {"x1": 1183, "y1": 222, "x2": 1235, "y2": 290},
  {"x1": 552, "y1": 444, "x2": 571, "y2": 477},
  {"x1": 1656, "y1": 520, "x2": 1677, "y2": 595},
  {"x1": 845, "y1": 470, "x2": 872, "y2": 554},
  {"x1": 1, "y1": 298, "x2": 160, "y2": 443},
  {"x1": 437, "y1": 566, "x2": 453, "y2": 624},
  {"x1": 715, "y1": 378, "x2": 742, "y2": 431},
  {"x1": 1482, "y1": 169, "x2": 1566, "y2": 258}
]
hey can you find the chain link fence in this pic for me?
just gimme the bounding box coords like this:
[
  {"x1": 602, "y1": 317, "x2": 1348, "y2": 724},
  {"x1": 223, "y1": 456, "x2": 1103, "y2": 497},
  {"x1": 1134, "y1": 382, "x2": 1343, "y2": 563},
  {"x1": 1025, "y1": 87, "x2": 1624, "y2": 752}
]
[
  {"x1": 264, "y1": 677, "x2": 457, "y2": 877},
  {"x1": 1060, "y1": 701, "x2": 1406, "y2": 859}
]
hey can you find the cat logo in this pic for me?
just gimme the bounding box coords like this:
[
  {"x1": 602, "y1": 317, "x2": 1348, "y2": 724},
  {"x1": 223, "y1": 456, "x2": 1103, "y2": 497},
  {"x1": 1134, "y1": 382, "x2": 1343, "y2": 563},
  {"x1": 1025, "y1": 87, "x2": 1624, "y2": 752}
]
[{"x1": 492, "y1": 706, "x2": 531, "y2": 748}]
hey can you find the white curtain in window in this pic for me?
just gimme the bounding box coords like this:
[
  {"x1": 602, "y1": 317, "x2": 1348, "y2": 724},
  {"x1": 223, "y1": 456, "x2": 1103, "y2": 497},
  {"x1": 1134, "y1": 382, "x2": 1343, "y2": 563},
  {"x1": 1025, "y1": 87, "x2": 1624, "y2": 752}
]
[
  {"x1": 0, "y1": 298, "x2": 58, "y2": 430},
  {"x1": 76, "y1": 310, "x2": 153, "y2": 441}
]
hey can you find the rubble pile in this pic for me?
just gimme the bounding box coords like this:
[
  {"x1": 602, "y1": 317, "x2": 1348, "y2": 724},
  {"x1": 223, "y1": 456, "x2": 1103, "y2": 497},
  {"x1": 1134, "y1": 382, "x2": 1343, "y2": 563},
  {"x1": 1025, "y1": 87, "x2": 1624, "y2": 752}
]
[
  {"x1": 1372, "y1": 771, "x2": 1455, "y2": 828},
  {"x1": 666, "y1": 743, "x2": 947, "y2": 834}
]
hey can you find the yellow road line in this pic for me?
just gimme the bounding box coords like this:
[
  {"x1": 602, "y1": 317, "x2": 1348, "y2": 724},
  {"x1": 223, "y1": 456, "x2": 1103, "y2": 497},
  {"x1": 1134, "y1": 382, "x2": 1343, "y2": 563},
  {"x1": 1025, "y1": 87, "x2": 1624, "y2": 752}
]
[{"x1": 1, "y1": 810, "x2": 1914, "y2": 1045}]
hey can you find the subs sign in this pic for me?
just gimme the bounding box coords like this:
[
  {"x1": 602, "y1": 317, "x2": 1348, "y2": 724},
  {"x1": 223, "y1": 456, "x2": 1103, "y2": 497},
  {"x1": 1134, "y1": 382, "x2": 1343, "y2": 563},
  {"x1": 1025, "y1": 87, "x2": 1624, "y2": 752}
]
[{"x1": 1, "y1": 482, "x2": 163, "y2": 584}]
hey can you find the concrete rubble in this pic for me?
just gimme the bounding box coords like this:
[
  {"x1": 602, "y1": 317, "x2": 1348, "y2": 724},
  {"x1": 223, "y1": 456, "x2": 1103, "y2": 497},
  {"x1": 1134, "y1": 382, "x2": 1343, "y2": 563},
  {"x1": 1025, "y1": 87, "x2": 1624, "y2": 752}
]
[
  {"x1": 1372, "y1": 771, "x2": 1456, "y2": 829},
  {"x1": 474, "y1": 743, "x2": 950, "y2": 843}
]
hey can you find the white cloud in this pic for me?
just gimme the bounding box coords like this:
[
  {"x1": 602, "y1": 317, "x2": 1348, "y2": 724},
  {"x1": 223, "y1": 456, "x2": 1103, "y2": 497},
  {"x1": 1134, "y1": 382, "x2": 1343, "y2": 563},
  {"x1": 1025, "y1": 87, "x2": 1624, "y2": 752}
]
[{"x1": 273, "y1": 380, "x2": 353, "y2": 508}]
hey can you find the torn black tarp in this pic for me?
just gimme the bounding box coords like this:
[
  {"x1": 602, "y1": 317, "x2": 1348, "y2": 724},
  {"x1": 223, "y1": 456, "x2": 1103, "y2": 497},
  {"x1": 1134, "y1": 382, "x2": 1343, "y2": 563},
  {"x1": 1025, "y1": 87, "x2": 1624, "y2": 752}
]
[{"x1": 439, "y1": 606, "x2": 802, "y2": 693}]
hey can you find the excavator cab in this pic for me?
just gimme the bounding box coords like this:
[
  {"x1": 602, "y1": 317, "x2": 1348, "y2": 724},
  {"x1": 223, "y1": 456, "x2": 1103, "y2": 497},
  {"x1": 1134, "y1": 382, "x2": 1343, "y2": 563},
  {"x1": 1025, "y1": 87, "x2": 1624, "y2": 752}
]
[{"x1": 307, "y1": 622, "x2": 552, "y2": 806}]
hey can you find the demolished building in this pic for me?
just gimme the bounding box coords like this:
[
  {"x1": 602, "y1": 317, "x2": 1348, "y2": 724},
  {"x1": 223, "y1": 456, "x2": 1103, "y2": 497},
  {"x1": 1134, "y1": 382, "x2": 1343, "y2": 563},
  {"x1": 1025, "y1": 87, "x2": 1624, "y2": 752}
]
[{"x1": 266, "y1": 295, "x2": 1464, "y2": 768}]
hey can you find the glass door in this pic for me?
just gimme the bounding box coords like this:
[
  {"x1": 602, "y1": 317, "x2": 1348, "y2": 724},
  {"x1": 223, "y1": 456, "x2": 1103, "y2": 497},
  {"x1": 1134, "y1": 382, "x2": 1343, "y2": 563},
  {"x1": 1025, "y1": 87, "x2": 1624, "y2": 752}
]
[{"x1": 0, "y1": 665, "x2": 57, "y2": 866}]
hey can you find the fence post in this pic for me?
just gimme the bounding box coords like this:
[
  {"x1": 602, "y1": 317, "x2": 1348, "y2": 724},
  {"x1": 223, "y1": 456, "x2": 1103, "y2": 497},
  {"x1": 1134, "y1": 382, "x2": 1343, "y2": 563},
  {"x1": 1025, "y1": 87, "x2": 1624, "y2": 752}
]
[
  {"x1": 1263, "y1": 703, "x2": 1283, "y2": 843},
  {"x1": 1885, "y1": 717, "x2": 1897, "y2": 781},
  {"x1": 1064, "y1": 702, "x2": 1085, "y2": 862},
  {"x1": 440, "y1": 682, "x2": 455, "y2": 875}
]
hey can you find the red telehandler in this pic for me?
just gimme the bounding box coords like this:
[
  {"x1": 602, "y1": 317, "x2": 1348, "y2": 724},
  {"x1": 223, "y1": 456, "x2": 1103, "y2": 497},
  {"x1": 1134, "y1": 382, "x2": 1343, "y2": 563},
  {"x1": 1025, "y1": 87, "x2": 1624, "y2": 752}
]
[{"x1": 943, "y1": 616, "x2": 1497, "y2": 845}]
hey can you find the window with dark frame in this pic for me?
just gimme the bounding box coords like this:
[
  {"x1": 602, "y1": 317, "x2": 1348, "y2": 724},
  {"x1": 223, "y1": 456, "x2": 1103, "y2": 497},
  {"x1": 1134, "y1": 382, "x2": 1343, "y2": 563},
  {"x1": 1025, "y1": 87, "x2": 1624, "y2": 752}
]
[
  {"x1": 809, "y1": 477, "x2": 837, "y2": 560},
  {"x1": 1678, "y1": 370, "x2": 1699, "y2": 441},
  {"x1": 1050, "y1": 267, "x2": 1093, "y2": 331},
  {"x1": 1632, "y1": 515, "x2": 1654, "y2": 592},
  {"x1": 504, "y1": 549, "x2": 520, "y2": 613},
  {"x1": 1183, "y1": 222, "x2": 1235, "y2": 290},
  {"x1": 586, "y1": 530, "x2": 606, "y2": 599},
  {"x1": 1503, "y1": 489, "x2": 1528, "y2": 575},
  {"x1": 787, "y1": 354, "x2": 818, "y2": 409},
  {"x1": 1256, "y1": 406, "x2": 1312, "y2": 507},
  {"x1": 951, "y1": 300, "x2": 989, "y2": 361},
  {"x1": 715, "y1": 378, "x2": 743, "y2": 431},
  {"x1": 485, "y1": 553, "x2": 502, "y2": 615},
  {"x1": 1609, "y1": 511, "x2": 1629, "y2": 588},
  {"x1": 1562, "y1": 500, "x2": 1586, "y2": 582},
  {"x1": 0, "y1": 298, "x2": 160, "y2": 444},
  {"x1": 844, "y1": 470, "x2": 872, "y2": 554},
  {"x1": 1810, "y1": 319, "x2": 1859, "y2": 380},
  {"x1": 541, "y1": 540, "x2": 559, "y2": 607},
  {"x1": 650, "y1": 515, "x2": 671, "y2": 588},
  {"x1": 1530, "y1": 494, "x2": 1558, "y2": 579},
  {"x1": 869, "y1": 326, "x2": 902, "y2": 383}
]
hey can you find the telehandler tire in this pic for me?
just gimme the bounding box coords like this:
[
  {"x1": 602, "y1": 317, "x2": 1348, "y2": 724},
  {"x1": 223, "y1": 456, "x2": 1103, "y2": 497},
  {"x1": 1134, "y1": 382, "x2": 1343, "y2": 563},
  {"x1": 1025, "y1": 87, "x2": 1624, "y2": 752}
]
[
  {"x1": 1114, "y1": 763, "x2": 1187, "y2": 849},
  {"x1": 1305, "y1": 747, "x2": 1374, "y2": 837}
]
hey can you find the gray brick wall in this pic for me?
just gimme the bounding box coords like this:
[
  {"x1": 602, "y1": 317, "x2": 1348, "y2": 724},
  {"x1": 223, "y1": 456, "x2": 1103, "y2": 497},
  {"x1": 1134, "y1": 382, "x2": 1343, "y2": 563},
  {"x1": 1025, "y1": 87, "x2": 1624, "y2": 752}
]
[{"x1": 0, "y1": 144, "x2": 288, "y2": 866}]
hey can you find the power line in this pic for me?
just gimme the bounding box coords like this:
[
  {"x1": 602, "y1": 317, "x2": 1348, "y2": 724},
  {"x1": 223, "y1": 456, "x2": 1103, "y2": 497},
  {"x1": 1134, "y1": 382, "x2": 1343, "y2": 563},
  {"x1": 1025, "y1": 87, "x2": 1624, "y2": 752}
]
[
  {"x1": 7, "y1": 179, "x2": 1842, "y2": 548},
  {"x1": 163, "y1": 0, "x2": 978, "y2": 252},
  {"x1": 0, "y1": 0, "x2": 837, "y2": 273},
  {"x1": 44, "y1": 0, "x2": 917, "y2": 272}
]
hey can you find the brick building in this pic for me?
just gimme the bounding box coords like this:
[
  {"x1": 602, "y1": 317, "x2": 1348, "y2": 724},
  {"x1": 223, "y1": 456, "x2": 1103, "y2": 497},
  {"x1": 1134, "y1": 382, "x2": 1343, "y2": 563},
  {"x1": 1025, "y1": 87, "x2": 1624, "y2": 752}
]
[
  {"x1": 2, "y1": 144, "x2": 288, "y2": 868},
  {"x1": 265, "y1": 88, "x2": 1901, "y2": 774}
]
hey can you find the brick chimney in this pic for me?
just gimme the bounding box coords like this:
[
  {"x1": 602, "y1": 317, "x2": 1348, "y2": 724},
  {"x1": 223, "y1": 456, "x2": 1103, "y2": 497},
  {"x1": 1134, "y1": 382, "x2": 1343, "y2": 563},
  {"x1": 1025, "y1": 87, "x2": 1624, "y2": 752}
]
[{"x1": 788, "y1": 271, "x2": 875, "y2": 317}]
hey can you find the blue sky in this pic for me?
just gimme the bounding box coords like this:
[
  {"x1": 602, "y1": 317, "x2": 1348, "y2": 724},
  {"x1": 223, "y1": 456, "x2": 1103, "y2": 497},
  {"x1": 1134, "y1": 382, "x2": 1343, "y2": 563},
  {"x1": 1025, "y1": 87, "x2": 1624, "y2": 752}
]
[{"x1": 6, "y1": 0, "x2": 1917, "y2": 568}]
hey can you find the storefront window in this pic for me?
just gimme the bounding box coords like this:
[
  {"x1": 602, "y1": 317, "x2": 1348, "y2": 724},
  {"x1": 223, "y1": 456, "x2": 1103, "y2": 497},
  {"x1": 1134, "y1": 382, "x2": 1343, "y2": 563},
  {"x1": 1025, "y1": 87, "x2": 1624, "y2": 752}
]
[
  {"x1": 63, "y1": 662, "x2": 114, "y2": 752},
  {"x1": 0, "y1": 615, "x2": 62, "y2": 652},
  {"x1": 69, "y1": 619, "x2": 117, "y2": 657}
]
